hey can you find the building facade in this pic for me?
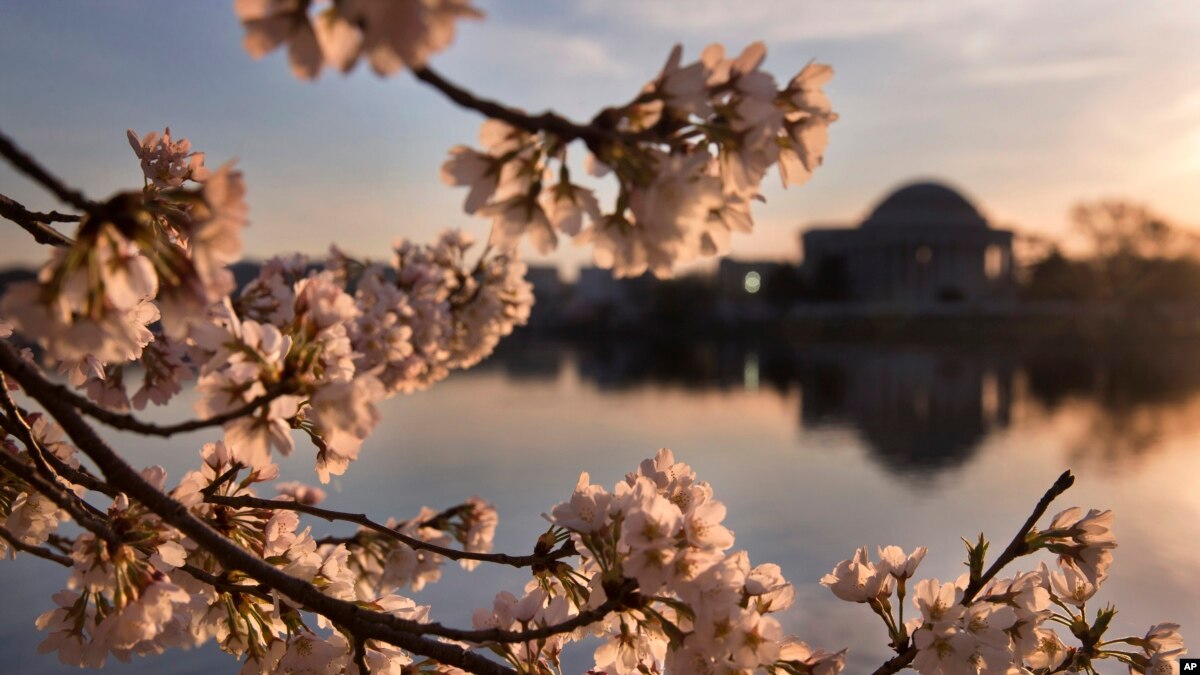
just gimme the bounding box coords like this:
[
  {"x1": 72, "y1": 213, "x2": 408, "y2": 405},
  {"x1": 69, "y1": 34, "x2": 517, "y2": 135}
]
[{"x1": 802, "y1": 181, "x2": 1016, "y2": 305}]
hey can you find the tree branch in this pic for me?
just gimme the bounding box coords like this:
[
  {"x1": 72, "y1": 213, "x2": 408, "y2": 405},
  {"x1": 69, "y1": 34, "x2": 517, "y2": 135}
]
[
  {"x1": 0, "y1": 442, "x2": 119, "y2": 546},
  {"x1": 39, "y1": 373, "x2": 294, "y2": 437},
  {"x1": 412, "y1": 65, "x2": 622, "y2": 148},
  {"x1": 207, "y1": 493, "x2": 573, "y2": 569},
  {"x1": 177, "y1": 563, "x2": 272, "y2": 601},
  {"x1": 0, "y1": 380, "x2": 121, "y2": 498},
  {"x1": 0, "y1": 130, "x2": 94, "y2": 212},
  {"x1": 0, "y1": 193, "x2": 74, "y2": 246},
  {"x1": 0, "y1": 525, "x2": 73, "y2": 566}
]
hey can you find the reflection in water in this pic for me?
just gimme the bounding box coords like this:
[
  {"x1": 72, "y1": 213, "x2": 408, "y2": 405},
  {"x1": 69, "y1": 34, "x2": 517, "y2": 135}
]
[
  {"x1": 796, "y1": 345, "x2": 1014, "y2": 475},
  {"x1": 486, "y1": 336, "x2": 1200, "y2": 478}
]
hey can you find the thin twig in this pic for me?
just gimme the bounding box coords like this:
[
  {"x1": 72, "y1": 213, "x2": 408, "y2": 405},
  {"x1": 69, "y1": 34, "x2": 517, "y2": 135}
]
[
  {"x1": 200, "y1": 464, "x2": 245, "y2": 498},
  {"x1": 412, "y1": 65, "x2": 624, "y2": 149},
  {"x1": 0, "y1": 380, "x2": 59, "y2": 483},
  {"x1": 0, "y1": 193, "x2": 74, "y2": 246},
  {"x1": 0, "y1": 443, "x2": 119, "y2": 545},
  {"x1": 0, "y1": 525, "x2": 73, "y2": 566},
  {"x1": 0, "y1": 389, "x2": 118, "y2": 498},
  {"x1": 0, "y1": 130, "x2": 94, "y2": 212},
  {"x1": 963, "y1": 470, "x2": 1075, "y2": 603},
  {"x1": 207, "y1": 493, "x2": 573, "y2": 569},
  {"x1": 43, "y1": 375, "x2": 293, "y2": 437}
]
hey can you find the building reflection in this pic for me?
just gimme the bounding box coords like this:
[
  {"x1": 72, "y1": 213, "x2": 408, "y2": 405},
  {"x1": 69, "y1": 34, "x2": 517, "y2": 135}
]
[
  {"x1": 483, "y1": 336, "x2": 1200, "y2": 476},
  {"x1": 795, "y1": 345, "x2": 1014, "y2": 474}
]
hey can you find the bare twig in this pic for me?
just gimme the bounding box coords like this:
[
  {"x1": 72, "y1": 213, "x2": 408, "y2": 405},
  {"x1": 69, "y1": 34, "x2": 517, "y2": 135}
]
[
  {"x1": 0, "y1": 130, "x2": 94, "y2": 212},
  {"x1": 200, "y1": 463, "x2": 244, "y2": 498},
  {"x1": 0, "y1": 525, "x2": 73, "y2": 566},
  {"x1": 207, "y1": 493, "x2": 573, "y2": 569},
  {"x1": 0, "y1": 193, "x2": 74, "y2": 246}
]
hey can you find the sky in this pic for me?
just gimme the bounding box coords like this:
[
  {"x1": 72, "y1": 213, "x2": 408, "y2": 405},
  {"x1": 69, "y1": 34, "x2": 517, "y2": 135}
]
[{"x1": 1, "y1": 1, "x2": 1199, "y2": 273}]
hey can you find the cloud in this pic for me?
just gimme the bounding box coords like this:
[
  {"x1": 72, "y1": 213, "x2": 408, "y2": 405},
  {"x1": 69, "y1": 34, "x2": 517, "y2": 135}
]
[
  {"x1": 456, "y1": 23, "x2": 634, "y2": 78},
  {"x1": 574, "y1": 0, "x2": 1041, "y2": 43},
  {"x1": 961, "y1": 56, "x2": 1129, "y2": 86}
]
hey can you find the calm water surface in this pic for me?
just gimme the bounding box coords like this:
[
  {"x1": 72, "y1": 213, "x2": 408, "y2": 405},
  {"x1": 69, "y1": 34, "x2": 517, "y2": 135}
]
[{"x1": 3, "y1": 338, "x2": 1199, "y2": 674}]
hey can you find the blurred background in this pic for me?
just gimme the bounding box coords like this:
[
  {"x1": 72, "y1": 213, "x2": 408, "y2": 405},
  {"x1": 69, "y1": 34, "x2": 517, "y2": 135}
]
[{"x1": 2, "y1": 2, "x2": 1199, "y2": 673}]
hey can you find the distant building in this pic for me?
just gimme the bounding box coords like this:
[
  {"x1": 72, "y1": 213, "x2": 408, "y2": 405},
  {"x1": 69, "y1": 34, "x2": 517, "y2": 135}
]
[
  {"x1": 574, "y1": 267, "x2": 623, "y2": 305},
  {"x1": 802, "y1": 181, "x2": 1016, "y2": 304},
  {"x1": 524, "y1": 265, "x2": 565, "y2": 330}
]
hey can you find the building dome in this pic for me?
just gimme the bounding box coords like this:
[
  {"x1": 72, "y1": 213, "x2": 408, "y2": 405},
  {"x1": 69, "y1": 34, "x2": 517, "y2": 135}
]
[{"x1": 862, "y1": 181, "x2": 988, "y2": 229}]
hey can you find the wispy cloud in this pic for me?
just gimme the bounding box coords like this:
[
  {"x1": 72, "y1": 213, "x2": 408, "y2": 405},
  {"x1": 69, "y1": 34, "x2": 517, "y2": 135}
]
[
  {"x1": 574, "y1": 0, "x2": 1040, "y2": 43},
  {"x1": 455, "y1": 23, "x2": 634, "y2": 78},
  {"x1": 961, "y1": 56, "x2": 1128, "y2": 86}
]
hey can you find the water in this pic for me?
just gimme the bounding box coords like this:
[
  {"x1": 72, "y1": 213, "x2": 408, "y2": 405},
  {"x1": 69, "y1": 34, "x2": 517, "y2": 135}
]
[{"x1": 3, "y1": 337, "x2": 1199, "y2": 673}]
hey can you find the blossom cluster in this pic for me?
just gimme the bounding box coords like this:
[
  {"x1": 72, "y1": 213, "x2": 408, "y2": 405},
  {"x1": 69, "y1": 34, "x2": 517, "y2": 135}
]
[
  {"x1": 27, "y1": 439, "x2": 497, "y2": 671},
  {"x1": 0, "y1": 414, "x2": 76, "y2": 559},
  {"x1": 525, "y1": 449, "x2": 847, "y2": 675},
  {"x1": 232, "y1": 0, "x2": 838, "y2": 281},
  {"x1": 235, "y1": 0, "x2": 482, "y2": 79},
  {"x1": 0, "y1": 128, "x2": 533, "y2": 483},
  {"x1": 442, "y1": 44, "x2": 838, "y2": 278},
  {"x1": 821, "y1": 506, "x2": 1187, "y2": 674}
]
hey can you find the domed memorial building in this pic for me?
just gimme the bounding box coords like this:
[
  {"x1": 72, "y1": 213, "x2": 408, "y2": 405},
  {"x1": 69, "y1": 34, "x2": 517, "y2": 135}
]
[{"x1": 802, "y1": 181, "x2": 1015, "y2": 304}]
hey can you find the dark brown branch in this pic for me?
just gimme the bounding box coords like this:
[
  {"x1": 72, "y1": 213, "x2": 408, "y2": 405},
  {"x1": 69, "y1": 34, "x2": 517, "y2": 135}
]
[
  {"x1": 42, "y1": 374, "x2": 293, "y2": 437},
  {"x1": 0, "y1": 130, "x2": 94, "y2": 212},
  {"x1": 0, "y1": 385, "x2": 119, "y2": 498},
  {"x1": 0, "y1": 193, "x2": 74, "y2": 246},
  {"x1": 0, "y1": 442, "x2": 119, "y2": 546},
  {"x1": 353, "y1": 638, "x2": 370, "y2": 674},
  {"x1": 207, "y1": 493, "x2": 572, "y2": 569},
  {"x1": 0, "y1": 525, "x2": 73, "y2": 565},
  {"x1": 201, "y1": 464, "x2": 244, "y2": 498},
  {"x1": 21, "y1": 208, "x2": 81, "y2": 223},
  {"x1": 868, "y1": 470, "x2": 1076, "y2": 675},
  {"x1": 0, "y1": 382, "x2": 58, "y2": 483},
  {"x1": 962, "y1": 470, "x2": 1075, "y2": 603},
  {"x1": 413, "y1": 66, "x2": 621, "y2": 148},
  {"x1": 178, "y1": 563, "x2": 272, "y2": 601}
]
